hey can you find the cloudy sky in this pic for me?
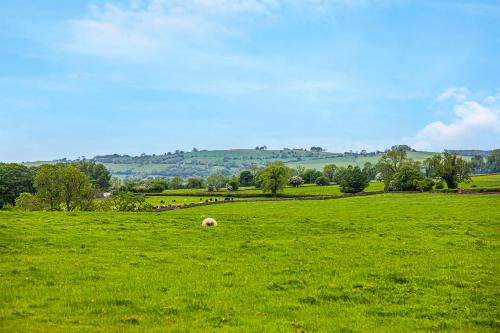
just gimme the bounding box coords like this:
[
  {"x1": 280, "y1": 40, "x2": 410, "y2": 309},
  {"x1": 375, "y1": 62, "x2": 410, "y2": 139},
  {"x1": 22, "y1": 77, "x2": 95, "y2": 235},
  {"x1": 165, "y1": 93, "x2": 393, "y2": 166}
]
[{"x1": 1, "y1": 0, "x2": 499, "y2": 161}]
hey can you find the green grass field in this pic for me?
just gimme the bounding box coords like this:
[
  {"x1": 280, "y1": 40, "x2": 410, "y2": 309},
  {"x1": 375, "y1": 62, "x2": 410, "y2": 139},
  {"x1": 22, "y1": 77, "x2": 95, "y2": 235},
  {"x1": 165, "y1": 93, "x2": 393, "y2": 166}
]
[
  {"x1": 1, "y1": 193, "x2": 499, "y2": 332},
  {"x1": 460, "y1": 174, "x2": 500, "y2": 189}
]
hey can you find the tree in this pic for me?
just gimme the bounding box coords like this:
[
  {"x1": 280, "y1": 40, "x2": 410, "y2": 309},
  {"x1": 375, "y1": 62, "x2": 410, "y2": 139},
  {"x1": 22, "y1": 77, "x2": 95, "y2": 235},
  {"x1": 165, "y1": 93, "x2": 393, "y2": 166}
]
[
  {"x1": 376, "y1": 150, "x2": 420, "y2": 190},
  {"x1": 315, "y1": 176, "x2": 329, "y2": 186},
  {"x1": 362, "y1": 162, "x2": 377, "y2": 180},
  {"x1": 323, "y1": 164, "x2": 338, "y2": 182},
  {"x1": 288, "y1": 176, "x2": 304, "y2": 187},
  {"x1": 256, "y1": 162, "x2": 290, "y2": 197},
  {"x1": 34, "y1": 164, "x2": 63, "y2": 211},
  {"x1": 425, "y1": 152, "x2": 472, "y2": 189},
  {"x1": 390, "y1": 165, "x2": 424, "y2": 191},
  {"x1": 470, "y1": 155, "x2": 486, "y2": 174},
  {"x1": 207, "y1": 173, "x2": 226, "y2": 191},
  {"x1": 186, "y1": 177, "x2": 205, "y2": 189},
  {"x1": 227, "y1": 175, "x2": 240, "y2": 191},
  {"x1": 59, "y1": 166, "x2": 94, "y2": 211},
  {"x1": 300, "y1": 169, "x2": 323, "y2": 184},
  {"x1": 145, "y1": 178, "x2": 169, "y2": 192},
  {"x1": 239, "y1": 170, "x2": 254, "y2": 187},
  {"x1": 111, "y1": 192, "x2": 152, "y2": 211},
  {"x1": 168, "y1": 176, "x2": 184, "y2": 190},
  {"x1": 0, "y1": 163, "x2": 35, "y2": 208},
  {"x1": 487, "y1": 149, "x2": 500, "y2": 173},
  {"x1": 336, "y1": 166, "x2": 369, "y2": 193},
  {"x1": 248, "y1": 163, "x2": 259, "y2": 177},
  {"x1": 73, "y1": 161, "x2": 111, "y2": 191}
]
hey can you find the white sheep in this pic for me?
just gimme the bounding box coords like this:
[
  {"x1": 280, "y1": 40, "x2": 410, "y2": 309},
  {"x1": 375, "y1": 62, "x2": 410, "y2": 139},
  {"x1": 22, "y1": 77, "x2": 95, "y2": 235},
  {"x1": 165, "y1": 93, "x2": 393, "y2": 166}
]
[{"x1": 202, "y1": 217, "x2": 217, "y2": 227}]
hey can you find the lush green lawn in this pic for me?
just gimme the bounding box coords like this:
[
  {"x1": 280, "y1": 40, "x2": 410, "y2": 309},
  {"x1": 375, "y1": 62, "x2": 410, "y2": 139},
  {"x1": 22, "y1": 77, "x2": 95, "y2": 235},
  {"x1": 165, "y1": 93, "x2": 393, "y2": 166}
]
[
  {"x1": 0, "y1": 193, "x2": 499, "y2": 332},
  {"x1": 460, "y1": 174, "x2": 500, "y2": 189}
]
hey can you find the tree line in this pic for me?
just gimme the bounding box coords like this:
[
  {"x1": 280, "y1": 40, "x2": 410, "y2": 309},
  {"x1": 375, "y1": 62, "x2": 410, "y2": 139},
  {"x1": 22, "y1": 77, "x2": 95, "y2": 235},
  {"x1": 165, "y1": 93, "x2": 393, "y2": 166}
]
[{"x1": 1, "y1": 148, "x2": 497, "y2": 211}]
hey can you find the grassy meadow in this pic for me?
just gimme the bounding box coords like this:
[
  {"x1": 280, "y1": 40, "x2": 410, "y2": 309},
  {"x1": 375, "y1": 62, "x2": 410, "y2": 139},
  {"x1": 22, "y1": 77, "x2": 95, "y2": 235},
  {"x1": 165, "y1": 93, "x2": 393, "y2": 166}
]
[{"x1": 1, "y1": 193, "x2": 499, "y2": 332}]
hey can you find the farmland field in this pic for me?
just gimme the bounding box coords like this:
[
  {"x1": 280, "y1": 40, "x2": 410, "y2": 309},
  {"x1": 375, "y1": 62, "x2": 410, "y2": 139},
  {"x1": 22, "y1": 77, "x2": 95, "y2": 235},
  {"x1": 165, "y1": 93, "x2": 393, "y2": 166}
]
[{"x1": 1, "y1": 193, "x2": 499, "y2": 332}]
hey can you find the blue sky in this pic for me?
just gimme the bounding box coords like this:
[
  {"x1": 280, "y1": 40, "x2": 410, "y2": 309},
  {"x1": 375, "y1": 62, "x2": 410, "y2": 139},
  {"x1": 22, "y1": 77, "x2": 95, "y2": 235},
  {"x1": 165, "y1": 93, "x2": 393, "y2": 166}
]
[{"x1": 1, "y1": 0, "x2": 499, "y2": 162}]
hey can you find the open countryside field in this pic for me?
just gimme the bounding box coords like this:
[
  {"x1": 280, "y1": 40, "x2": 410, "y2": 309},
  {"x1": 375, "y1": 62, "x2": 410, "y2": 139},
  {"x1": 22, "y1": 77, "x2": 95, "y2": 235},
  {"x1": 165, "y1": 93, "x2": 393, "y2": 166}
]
[
  {"x1": 461, "y1": 174, "x2": 500, "y2": 189},
  {"x1": 1, "y1": 193, "x2": 499, "y2": 332},
  {"x1": 156, "y1": 175, "x2": 500, "y2": 199}
]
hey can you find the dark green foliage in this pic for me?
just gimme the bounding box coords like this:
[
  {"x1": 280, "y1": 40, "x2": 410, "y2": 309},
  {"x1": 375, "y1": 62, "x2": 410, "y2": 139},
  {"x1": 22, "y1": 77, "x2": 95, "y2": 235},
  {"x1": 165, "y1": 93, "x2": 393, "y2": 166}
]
[
  {"x1": 0, "y1": 163, "x2": 35, "y2": 208},
  {"x1": 144, "y1": 178, "x2": 169, "y2": 192},
  {"x1": 435, "y1": 179, "x2": 445, "y2": 189},
  {"x1": 390, "y1": 165, "x2": 423, "y2": 191},
  {"x1": 227, "y1": 176, "x2": 240, "y2": 191},
  {"x1": 486, "y1": 149, "x2": 500, "y2": 173},
  {"x1": 335, "y1": 166, "x2": 369, "y2": 193},
  {"x1": 362, "y1": 162, "x2": 377, "y2": 180},
  {"x1": 425, "y1": 153, "x2": 472, "y2": 189},
  {"x1": 315, "y1": 176, "x2": 330, "y2": 186},
  {"x1": 186, "y1": 177, "x2": 205, "y2": 189},
  {"x1": 239, "y1": 170, "x2": 254, "y2": 186},
  {"x1": 415, "y1": 178, "x2": 434, "y2": 192},
  {"x1": 73, "y1": 161, "x2": 111, "y2": 191},
  {"x1": 300, "y1": 169, "x2": 323, "y2": 184}
]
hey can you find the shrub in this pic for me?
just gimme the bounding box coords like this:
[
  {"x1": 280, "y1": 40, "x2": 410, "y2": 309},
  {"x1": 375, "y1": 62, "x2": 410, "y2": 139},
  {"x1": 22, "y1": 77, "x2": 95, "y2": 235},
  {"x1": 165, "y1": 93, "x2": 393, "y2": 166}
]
[
  {"x1": 416, "y1": 179, "x2": 434, "y2": 192},
  {"x1": 288, "y1": 176, "x2": 304, "y2": 187},
  {"x1": 389, "y1": 165, "x2": 423, "y2": 191},
  {"x1": 227, "y1": 177, "x2": 239, "y2": 191},
  {"x1": 336, "y1": 166, "x2": 369, "y2": 193},
  {"x1": 435, "y1": 179, "x2": 446, "y2": 189},
  {"x1": 15, "y1": 192, "x2": 41, "y2": 211},
  {"x1": 315, "y1": 176, "x2": 329, "y2": 186}
]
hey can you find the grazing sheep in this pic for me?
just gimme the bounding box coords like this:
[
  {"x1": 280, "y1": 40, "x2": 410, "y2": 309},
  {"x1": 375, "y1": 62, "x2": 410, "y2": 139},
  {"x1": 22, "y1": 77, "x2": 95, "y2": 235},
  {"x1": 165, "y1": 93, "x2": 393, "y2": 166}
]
[{"x1": 202, "y1": 217, "x2": 217, "y2": 227}]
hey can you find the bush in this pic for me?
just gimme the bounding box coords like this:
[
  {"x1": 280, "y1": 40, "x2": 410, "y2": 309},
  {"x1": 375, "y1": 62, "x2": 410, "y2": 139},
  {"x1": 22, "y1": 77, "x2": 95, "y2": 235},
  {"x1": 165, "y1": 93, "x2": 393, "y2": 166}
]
[
  {"x1": 15, "y1": 192, "x2": 41, "y2": 211},
  {"x1": 389, "y1": 165, "x2": 423, "y2": 191},
  {"x1": 315, "y1": 176, "x2": 329, "y2": 186},
  {"x1": 288, "y1": 176, "x2": 304, "y2": 187},
  {"x1": 227, "y1": 178, "x2": 240, "y2": 191},
  {"x1": 435, "y1": 179, "x2": 446, "y2": 189},
  {"x1": 336, "y1": 166, "x2": 369, "y2": 193},
  {"x1": 416, "y1": 179, "x2": 434, "y2": 192}
]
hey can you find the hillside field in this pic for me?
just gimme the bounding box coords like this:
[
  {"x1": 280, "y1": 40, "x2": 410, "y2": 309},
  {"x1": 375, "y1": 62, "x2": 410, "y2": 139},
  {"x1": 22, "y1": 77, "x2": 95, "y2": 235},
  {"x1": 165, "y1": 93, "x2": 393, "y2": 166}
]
[{"x1": 1, "y1": 193, "x2": 499, "y2": 332}]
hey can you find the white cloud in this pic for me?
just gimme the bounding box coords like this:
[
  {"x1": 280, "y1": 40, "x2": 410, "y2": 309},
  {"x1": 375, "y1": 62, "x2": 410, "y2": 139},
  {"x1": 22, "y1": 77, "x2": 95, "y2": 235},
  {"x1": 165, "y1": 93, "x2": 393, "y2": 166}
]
[
  {"x1": 436, "y1": 86, "x2": 470, "y2": 102},
  {"x1": 60, "y1": 0, "x2": 386, "y2": 61},
  {"x1": 411, "y1": 88, "x2": 500, "y2": 151}
]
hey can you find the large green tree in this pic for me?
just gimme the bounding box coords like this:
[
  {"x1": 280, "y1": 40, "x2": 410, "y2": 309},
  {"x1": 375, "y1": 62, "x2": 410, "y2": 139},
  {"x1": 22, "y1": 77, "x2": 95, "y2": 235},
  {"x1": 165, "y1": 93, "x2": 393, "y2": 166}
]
[
  {"x1": 73, "y1": 161, "x2": 111, "y2": 191},
  {"x1": 207, "y1": 173, "x2": 226, "y2": 191},
  {"x1": 239, "y1": 170, "x2": 254, "y2": 187},
  {"x1": 0, "y1": 163, "x2": 35, "y2": 208},
  {"x1": 322, "y1": 164, "x2": 338, "y2": 182},
  {"x1": 425, "y1": 152, "x2": 471, "y2": 189},
  {"x1": 487, "y1": 149, "x2": 500, "y2": 173},
  {"x1": 59, "y1": 166, "x2": 94, "y2": 211},
  {"x1": 376, "y1": 150, "x2": 420, "y2": 190},
  {"x1": 256, "y1": 162, "x2": 290, "y2": 197},
  {"x1": 34, "y1": 164, "x2": 63, "y2": 211}
]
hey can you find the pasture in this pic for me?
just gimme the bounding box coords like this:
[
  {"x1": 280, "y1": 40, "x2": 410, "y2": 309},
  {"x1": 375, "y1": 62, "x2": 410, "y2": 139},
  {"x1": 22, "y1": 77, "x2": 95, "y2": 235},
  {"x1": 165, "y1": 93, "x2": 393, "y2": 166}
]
[{"x1": 0, "y1": 193, "x2": 499, "y2": 332}]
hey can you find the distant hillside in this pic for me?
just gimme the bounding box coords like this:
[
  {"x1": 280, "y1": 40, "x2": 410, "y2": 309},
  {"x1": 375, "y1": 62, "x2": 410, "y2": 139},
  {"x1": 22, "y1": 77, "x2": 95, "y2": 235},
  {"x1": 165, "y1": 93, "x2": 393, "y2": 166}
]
[
  {"x1": 89, "y1": 149, "x2": 444, "y2": 180},
  {"x1": 23, "y1": 148, "x2": 481, "y2": 180}
]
